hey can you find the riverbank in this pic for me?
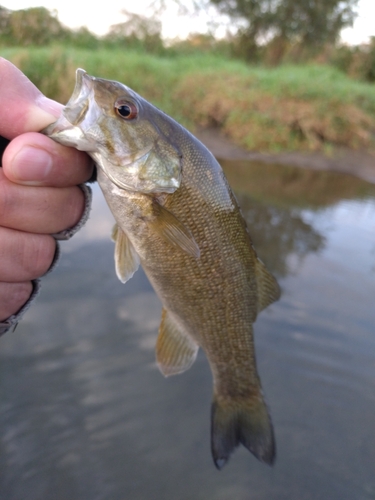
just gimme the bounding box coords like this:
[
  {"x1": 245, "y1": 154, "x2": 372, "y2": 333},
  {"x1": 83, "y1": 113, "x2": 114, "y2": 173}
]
[
  {"x1": 2, "y1": 47, "x2": 374, "y2": 183},
  {"x1": 3, "y1": 47, "x2": 375, "y2": 158}
]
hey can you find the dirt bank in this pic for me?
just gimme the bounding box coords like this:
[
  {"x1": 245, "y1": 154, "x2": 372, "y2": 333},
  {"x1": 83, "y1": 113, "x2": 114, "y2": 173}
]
[{"x1": 196, "y1": 127, "x2": 375, "y2": 185}]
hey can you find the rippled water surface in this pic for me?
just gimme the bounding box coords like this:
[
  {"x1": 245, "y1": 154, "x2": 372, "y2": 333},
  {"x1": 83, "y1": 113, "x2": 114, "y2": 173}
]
[{"x1": 1, "y1": 161, "x2": 375, "y2": 500}]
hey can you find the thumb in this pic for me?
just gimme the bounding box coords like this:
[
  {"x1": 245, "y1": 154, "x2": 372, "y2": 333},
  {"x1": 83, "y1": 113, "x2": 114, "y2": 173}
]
[{"x1": 0, "y1": 58, "x2": 62, "y2": 139}]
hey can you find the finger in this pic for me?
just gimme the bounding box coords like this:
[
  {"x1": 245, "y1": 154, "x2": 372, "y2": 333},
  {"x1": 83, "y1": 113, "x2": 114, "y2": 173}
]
[
  {"x1": 0, "y1": 281, "x2": 33, "y2": 322},
  {"x1": 0, "y1": 58, "x2": 62, "y2": 138},
  {"x1": 0, "y1": 169, "x2": 85, "y2": 234},
  {"x1": 0, "y1": 227, "x2": 56, "y2": 282},
  {"x1": 2, "y1": 132, "x2": 93, "y2": 187}
]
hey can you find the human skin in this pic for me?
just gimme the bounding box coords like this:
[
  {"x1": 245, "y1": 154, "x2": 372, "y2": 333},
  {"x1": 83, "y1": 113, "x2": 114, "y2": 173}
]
[{"x1": 0, "y1": 58, "x2": 93, "y2": 321}]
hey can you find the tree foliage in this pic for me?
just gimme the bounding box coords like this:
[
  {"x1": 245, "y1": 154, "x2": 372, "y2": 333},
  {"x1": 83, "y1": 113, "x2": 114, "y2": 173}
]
[
  {"x1": 0, "y1": 6, "x2": 68, "y2": 45},
  {"x1": 0, "y1": 5, "x2": 163, "y2": 53},
  {"x1": 209, "y1": 0, "x2": 359, "y2": 61},
  {"x1": 104, "y1": 11, "x2": 164, "y2": 53}
]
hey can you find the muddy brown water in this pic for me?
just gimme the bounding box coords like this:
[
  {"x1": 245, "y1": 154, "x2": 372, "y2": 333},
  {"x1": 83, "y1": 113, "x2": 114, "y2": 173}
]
[{"x1": 0, "y1": 160, "x2": 374, "y2": 500}]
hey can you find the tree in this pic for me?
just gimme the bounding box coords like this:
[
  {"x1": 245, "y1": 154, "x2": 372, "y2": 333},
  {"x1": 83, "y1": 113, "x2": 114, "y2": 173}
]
[
  {"x1": 0, "y1": 6, "x2": 68, "y2": 46},
  {"x1": 104, "y1": 10, "x2": 164, "y2": 53},
  {"x1": 208, "y1": 0, "x2": 359, "y2": 61}
]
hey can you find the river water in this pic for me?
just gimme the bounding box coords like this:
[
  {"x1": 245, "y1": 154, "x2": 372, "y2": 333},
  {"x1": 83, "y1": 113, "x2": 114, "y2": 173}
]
[{"x1": 0, "y1": 160, "x2": 374, "y2": 500}]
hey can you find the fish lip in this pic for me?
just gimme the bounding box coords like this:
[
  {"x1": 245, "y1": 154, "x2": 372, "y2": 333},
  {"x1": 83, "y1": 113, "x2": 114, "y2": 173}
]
[
  {"x1": 70, "y1": 69, "x2": 93, "y2": 103},
  {"x1": 61, "y1": 69, "x2": 94, "y2": 125}
]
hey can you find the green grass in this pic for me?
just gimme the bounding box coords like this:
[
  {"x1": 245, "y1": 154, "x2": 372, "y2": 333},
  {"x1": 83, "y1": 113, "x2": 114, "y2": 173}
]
[{"x1": 2, "y1": 46, "x2": 375, "y2": 153}]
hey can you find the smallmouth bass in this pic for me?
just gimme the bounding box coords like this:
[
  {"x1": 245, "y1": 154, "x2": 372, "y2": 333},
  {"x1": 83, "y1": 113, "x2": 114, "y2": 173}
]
[{"x1": 44, "y1": 69, "x2": 280, "y2": 469}]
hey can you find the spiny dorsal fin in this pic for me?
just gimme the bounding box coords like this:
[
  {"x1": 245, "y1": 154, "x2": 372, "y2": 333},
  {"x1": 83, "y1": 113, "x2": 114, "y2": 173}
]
[
  {"x1": 156, "y1": 308, "x2": 199, "y2": 377},
  {"x1": 111, "y1": 223, "x2": 140, "y2": 284},
  {"x1": 255, "y1": 258, "x2": 281, "y2": 313},
  {"x1": 149, "y1": 202, "x2": 200, "y2": 259}
]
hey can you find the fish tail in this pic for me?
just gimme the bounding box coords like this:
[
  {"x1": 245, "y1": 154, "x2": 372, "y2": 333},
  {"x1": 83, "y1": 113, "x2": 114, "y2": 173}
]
[{"x1": 211, "y1": 392, "x2": 275, "y2": 469}]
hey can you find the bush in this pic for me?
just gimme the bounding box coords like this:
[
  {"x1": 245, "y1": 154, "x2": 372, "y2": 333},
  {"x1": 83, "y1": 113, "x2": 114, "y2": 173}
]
[{"x1": 330, "y1": 38, "x2": 375, "y2": 82}]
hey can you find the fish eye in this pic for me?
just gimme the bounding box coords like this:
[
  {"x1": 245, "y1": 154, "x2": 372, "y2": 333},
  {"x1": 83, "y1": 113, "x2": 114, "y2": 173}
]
[{"x1": 115, "y1": 100, "x2": 138, "y2": 120}]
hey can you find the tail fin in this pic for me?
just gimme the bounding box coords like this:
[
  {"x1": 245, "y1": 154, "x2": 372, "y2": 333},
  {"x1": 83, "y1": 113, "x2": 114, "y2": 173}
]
[{"x1": 211, "y1": 394, "x2": 275, "y2": 469}]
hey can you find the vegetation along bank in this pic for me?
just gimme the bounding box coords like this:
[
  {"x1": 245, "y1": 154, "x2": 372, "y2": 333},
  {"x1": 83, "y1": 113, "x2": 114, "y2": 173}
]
[{"x1": 2, "y1": 47, "x2": 375, "y2": 157}]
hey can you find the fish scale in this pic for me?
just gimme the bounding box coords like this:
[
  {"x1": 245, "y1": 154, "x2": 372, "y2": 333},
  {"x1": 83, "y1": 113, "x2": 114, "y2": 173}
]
[{"x1": 43, "y1": 68, "x2": 280, "y2": 469}]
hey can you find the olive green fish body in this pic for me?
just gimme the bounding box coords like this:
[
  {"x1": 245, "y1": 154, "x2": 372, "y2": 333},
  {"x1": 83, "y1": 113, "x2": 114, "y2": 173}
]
[{"x1": 44, "y1": 70, "x2": 280, "y2": 469}]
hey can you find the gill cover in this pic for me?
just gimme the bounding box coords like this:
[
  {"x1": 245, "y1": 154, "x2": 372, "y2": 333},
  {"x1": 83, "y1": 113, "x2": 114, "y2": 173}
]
[{"x1": 43, "y1": 69, "x2": 182, "y2": 194}]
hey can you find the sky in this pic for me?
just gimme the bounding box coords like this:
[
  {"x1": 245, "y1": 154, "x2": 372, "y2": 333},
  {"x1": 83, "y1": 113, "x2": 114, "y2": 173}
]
[{"x1": 1, "y1": 0, "x2": 374, "y2": 44}]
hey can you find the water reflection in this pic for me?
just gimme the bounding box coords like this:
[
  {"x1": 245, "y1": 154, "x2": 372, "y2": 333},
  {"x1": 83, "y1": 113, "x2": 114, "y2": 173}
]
[
  {"x1": 221, "y1": 159, "x2": 375, "y2": 208},
  {"x1": 1, "y1": 161, "x2": 375, "y2": 500},
  {"x1": 235, "y1": 194, "x2": 325, "y2": 277}
]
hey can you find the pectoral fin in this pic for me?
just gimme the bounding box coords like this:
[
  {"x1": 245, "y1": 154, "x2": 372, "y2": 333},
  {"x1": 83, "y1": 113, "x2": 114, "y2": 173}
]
[
  {"x1": 156, "y1": 309, "x2": 199, "y2": 376},
  {"x1": 111, "y1": 223, "x2": 140, "y2": 283},
  {"x1": 255, "y1": 258, "x2": 281, "y2": 313},
  {"x1": 149, "y1": 202, "x2": 200, "y2": 259}
]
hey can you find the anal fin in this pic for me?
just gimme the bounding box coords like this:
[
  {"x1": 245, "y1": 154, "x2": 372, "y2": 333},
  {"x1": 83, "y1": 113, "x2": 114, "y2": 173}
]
[
  {"x1": 111, "y1": 223, "x2": 140, "y2": 283},
  {"x1": 156, "y1": 309, "x2": 199, "y2": 376}
]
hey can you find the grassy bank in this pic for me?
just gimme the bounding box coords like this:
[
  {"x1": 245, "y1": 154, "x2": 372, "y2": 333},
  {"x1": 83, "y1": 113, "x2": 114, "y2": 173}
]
[{"x1": 3, "y1": 46, "x2": 375, "y2": 153}]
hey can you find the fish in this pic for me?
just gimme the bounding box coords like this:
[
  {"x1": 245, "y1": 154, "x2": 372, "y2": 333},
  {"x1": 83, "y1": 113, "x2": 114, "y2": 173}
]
[{"x1": 43, "y1": 69, "x2": 281, "y2": 469}]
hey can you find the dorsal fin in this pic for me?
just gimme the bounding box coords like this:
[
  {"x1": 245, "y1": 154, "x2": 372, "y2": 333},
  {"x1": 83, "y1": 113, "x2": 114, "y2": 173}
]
[
  {"x1": 255, "y1": 258, "x2": 281, "y2": 313},
  {"x1": 111, "y1": 223, "x2": 140, "y2": 283},
  {"x1": 156, "y1": 309, "x2": 199, "y2": 377}
]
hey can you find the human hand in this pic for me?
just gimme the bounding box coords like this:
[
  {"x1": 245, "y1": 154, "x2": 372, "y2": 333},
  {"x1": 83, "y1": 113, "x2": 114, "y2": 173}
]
[{"x1": 0, "y1": 58, "x2": 94, "y2": 323}]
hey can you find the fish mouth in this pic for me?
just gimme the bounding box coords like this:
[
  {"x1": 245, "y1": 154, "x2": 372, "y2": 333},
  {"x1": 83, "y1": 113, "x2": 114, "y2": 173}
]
[
  {"x1": 42, "y1": 68, "x2": 106, "y2": 154},
  {"x1": 63, "y1": 69, "x2": 93, "y2": 126},
  {"x1": 71, "y1": 68, "x2": 90, "y2": 101},
  {"x1": 41, "y1": 69, "x2": 95, "y2": 147}
]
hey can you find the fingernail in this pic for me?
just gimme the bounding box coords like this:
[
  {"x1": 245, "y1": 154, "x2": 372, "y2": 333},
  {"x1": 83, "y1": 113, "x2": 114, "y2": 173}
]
[{"x1": 11, "y1": 146, "x2": 53, "y2": 182}]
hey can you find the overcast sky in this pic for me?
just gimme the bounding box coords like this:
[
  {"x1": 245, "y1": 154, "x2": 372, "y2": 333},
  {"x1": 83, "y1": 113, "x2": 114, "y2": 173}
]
[{"x1": 1, "y1": 0, "x2": 374, "y2": 43}]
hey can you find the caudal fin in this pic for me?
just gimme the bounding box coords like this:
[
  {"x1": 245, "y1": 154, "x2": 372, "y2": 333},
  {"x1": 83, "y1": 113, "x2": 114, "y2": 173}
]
[{"x1": 211, "y1": 394, "x2": 275, "y2": 469}]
